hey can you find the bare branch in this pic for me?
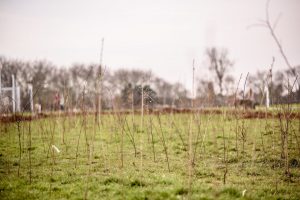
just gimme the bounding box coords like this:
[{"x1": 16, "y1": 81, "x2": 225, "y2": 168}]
[{"x1": 264, "y1": 0, "x2": 296, "y2": 77}]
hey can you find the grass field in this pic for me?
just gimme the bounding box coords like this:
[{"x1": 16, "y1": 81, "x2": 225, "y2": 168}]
[{"x1": 0, "y1": 111, "x2": 300, "y2": 199}]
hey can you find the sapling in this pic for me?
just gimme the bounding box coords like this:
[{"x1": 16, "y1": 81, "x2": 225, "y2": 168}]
[
  {"x1": 192, "y1": 114, "x2": 202, "y2": 165},
  {"x1": 116, "y1": 113, "x2": 125, "y2": 168},
  {"x1": 188, "y1": 114, "x2": 193, "y2": 199},
  {"x1": 84, "y1": 140, "x2": 93, "y2": 200},
  {"x1": 291, "y1": 121, "x2": 300, "y2": 155},
  {"x1": 16, "y1": 120, "x2": 22, "y2": 177},
  {"x1": 240, "y1": 73, "x2": 249, "y2": 156},
  {"x1": 171, "y1": 120, "x2": 187, "y2": 150},
  {"x1": 234, "y1": 74, "x2": 243, "y2": 158},
  {"x1": 131, "y1": 86, "x2": 136, "y2": 132},
  {"x1": 61, "y1": 81, "x2": 68, "y2": 145},
  {"x1": 74, "y1": 118, "x2": 83, "y2": 168},
  {"x1": 278, "y1": 77, "x2": 298, "y2": 179},
  {"x1": 28, "y1": 121, "x2": 32, "y2": 184},
  {"x1": 262, "y1": 58, "x2": 275, "y2": 153},
  {"x1": 124, "y1": 116, "x2": 137, "y2": 157},
  {"x1": 256, "y1": 0, "x2": 299, "y2": 179},
  {"x1": 222, "y1": 126, "x2": 228, "y2": 185},
  {"x1": 156, "y1": 113, "x2": 170, "y2": 172},
  {"x1": 121, "y1": 118, "x2": 124, "y2": 168},
  {"x1": 148, "y1": 114, "x2": 156, "y2": 162},
  {"x1": 75, "y1": 87, "x2": 86, "y2": 168},
  {"x1": 49, "y1": 143, "x2": 60, "y2": 196},
  {"x1": 140, "y1": 84, "x2": 144, "y2": 174}
]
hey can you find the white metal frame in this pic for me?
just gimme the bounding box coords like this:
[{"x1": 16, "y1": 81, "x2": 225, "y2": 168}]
[{"x1": 0, "y1": 64, "x2": 21, "y2": 113}]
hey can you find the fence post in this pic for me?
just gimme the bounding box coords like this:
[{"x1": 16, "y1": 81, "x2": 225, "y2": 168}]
[{"x1": 12, "y1": 75, "x2": 16, "y2": 113}]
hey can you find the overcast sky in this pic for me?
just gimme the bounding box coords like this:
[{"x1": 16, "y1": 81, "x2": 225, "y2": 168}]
[{"x1": 1, "y1": 0, "x2": 300, "y2": 87}]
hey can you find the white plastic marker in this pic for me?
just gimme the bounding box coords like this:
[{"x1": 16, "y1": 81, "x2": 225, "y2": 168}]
[
  {"x1": 51, "y1": 145, "x2": 61, "y2": 153},
  {"x1": 242, "y1": 189, "x2": 247, "y2": 197}
]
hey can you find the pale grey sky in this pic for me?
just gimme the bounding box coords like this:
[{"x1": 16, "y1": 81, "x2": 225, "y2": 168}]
[{"x1": 1, "y1": 0, "x2": 300, "y2": 88}]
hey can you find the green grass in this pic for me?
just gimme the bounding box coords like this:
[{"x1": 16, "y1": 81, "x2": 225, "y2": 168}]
[{"x1": 0, "y1": 113, "x2": 299, "y2": 199}]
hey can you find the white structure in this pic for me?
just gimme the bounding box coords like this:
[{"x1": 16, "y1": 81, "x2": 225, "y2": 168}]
[
  {"x1": 28, "y1": 84, "x2": 34, "y2": 112},
  {"x1": 34, "y1": 103, "x2": 42, "y2": 114},
  {"x1": 0, "y1": 65, "x2": 21, "y2": 113},
  {"x1": 265, "y1": 84, "x2": 270, "y2": 108}
]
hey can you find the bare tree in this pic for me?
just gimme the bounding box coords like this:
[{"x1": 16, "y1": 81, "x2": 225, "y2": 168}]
[
  {"x1": 206, "y1": 47, "x2": 234, "y2": 95},
  {"x1": 153, "y1": 77, "x2": 173, "y2": 105}
]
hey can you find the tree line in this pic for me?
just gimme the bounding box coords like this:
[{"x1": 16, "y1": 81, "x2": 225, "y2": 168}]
[
  {"x1": 0, "y1": 56, "x2": 188, "y2": 111},
  {"x1": 0, "y1": 52, "x2": 299, "y2": 112}
]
